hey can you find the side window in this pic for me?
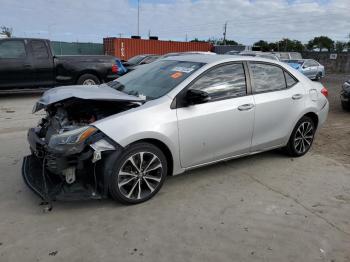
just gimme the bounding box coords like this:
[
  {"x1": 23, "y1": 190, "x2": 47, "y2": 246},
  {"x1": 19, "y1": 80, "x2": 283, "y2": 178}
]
[
  {"x1": 284, "y1": 71, "x2": 297, "y2": 87},
  {"x1": 31, "y1": 40, "x2": 49, "y2": 59},
  {"x1": 250, "y1": 63, "x2": 286, "y2": 93},
  {"x1": 303, "y1": 61, "x2": 312, "y2": 67},
  {"x1": 310, "y1": 60, "x2": 319, "y2": 66},
  {"x1": 189, "y1": 63, "x2": 247, "y2": 100},
  {"x1": 0, "y1": 40, "x2": 26, "y2": 59}
]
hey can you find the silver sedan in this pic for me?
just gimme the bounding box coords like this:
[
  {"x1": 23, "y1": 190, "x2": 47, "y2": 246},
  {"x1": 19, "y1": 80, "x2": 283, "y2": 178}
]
[{"x1": 24, "y1": 55, "x2": 329, "y2": 205}]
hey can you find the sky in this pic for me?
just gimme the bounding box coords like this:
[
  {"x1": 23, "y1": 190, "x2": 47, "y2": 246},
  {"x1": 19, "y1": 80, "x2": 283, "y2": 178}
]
[{"x1": 0, "y1": 0, "x2": 349, "y2": 44}]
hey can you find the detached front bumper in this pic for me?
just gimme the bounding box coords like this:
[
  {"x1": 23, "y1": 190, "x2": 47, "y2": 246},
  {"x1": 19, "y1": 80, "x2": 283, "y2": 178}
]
[
  {"x1": 22, "y1": 127, "x2": 120, "y2": 202},
  {"x1": 22, "y1": 155, "x2": 61, "y2": 201}
]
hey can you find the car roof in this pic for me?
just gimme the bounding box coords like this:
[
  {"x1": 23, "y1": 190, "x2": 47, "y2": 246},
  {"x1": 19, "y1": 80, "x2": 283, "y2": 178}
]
[{"x1": 163, "y1": 54, "x2": 283, "y2": 65}]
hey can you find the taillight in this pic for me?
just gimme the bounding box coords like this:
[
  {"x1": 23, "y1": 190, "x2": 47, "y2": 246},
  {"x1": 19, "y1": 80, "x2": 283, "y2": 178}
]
[
  {"x1": 321, "y1": 87, "x2": 328, "y2": 97},
  {"x1": 112, "y1": 64, "x2": 118, "y2": 73}
]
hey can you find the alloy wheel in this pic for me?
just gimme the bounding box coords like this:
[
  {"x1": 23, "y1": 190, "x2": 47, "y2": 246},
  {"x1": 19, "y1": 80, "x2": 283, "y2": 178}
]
[
  {"x1": 294, "y1": 121, "x2": 314, "y2": 154},
  {"x1": 82, "y1": 79, "x2": 96, "y2": 85},
  {"x1": 117, "y1": 152, "x2": 163, "y2": 201}
]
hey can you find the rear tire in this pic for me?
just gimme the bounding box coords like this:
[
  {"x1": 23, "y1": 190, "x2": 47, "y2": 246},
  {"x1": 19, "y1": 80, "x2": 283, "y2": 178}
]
[
  {"x1": 285, "y1": 116, "x2": 315, "y2": 157},
  {"x1": 77, "y1": 74, "x2": 100, "y2": 85},
  {"x1": 315, "y1": 73, "x2": 322, "y2": 81},
  {"x1": 107, "y1": 142, "x2": 167, "y2": 205},
  {"x1": 342, "y1": 101, "x2": 350, "y2": 111}
]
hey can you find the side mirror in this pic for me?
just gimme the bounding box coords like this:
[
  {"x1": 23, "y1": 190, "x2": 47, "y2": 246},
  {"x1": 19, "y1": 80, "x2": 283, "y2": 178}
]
[{"x1": 185, "y1": 89, "x2": 210, "y2": 105}]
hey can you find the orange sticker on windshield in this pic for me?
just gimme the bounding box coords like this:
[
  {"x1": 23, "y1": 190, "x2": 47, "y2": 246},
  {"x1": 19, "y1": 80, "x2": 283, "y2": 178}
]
[{"x1": 171, "y1": 72, "x2": 183, "y2": 79}]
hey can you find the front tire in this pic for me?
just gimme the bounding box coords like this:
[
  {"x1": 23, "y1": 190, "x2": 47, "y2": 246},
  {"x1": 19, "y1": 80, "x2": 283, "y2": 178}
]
[
  {"x1": 285, "y1": 116, "x2": 315, "y2": 157},
  {"x1": 107, "y1": 142, "x2": 167, "y2": 204}
]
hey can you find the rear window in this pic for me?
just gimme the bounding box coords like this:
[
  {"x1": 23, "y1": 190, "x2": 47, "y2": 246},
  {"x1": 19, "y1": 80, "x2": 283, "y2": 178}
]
[{"x1": 0, "y1": 40, "x2": 26, "y2": 59}]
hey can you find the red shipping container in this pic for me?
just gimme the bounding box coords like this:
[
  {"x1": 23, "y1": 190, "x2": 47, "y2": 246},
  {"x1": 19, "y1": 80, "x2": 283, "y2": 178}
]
[{"x1": 103, "y1": 38, "x2": 213, "y2": 60}]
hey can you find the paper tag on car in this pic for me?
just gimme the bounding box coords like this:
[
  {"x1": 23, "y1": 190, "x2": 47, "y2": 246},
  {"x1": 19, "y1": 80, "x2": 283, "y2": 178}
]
[
  {"x1": 171, "y1": 66, "x2": 195, "y2": 73},
  {"x1": 171, "y1": 72, "x2": 183, "y2": 79}
]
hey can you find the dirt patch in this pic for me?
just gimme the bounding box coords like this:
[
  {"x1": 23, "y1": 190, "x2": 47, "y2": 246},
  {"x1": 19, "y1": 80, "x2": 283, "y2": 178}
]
[{"x1": 313, "y1": 74, "x2": 350, "y2": 165}]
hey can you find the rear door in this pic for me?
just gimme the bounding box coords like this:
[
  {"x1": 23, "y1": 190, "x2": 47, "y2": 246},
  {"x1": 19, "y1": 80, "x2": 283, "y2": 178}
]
[
  {"x1": 249, "y1": 62, "x2": 305, "y2": 152},
  {"x1": 0, "y1": 39, "x2": 35, "y2": 89},
  {"x1": 176, "y1": 62, "x2": 255, "y2": 168},
  {"x1": 28, "y1": 40, "x2": 55, "y2": 87}
]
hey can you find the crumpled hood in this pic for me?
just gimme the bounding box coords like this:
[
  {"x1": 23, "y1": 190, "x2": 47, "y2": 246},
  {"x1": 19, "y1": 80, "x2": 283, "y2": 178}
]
[{"x1": 33, "y1": 84, "x2": 144, "y2": 112}]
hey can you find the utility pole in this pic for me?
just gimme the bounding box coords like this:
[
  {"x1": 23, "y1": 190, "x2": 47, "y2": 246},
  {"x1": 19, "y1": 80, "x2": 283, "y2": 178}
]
[
  {"x1": 223, "y1": 22, "x2": 227, "y2": 45},
  {"x1": 148, "y1": 30, "x2": 151, "y2": 38},
  {"x1": 185, "y1": 33, "x2": 188, "y2": 42},
  {"x1": 137, "y1": 0, "x2": 140, "y2": 36}
]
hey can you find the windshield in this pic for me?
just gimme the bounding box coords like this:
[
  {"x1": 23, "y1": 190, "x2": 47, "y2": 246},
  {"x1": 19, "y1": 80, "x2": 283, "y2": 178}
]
[
  {"x1": 107, "y1": 60, "x2": 204, "y2": 100},
  {"x1": 127, "y1": 55, "x2": 146, "y2": 65}
]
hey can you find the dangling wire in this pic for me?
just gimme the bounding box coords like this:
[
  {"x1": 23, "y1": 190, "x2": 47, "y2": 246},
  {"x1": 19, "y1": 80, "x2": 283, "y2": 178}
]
[{"x1": 41, "y1": 157, "x2": 52, "y2": 212}]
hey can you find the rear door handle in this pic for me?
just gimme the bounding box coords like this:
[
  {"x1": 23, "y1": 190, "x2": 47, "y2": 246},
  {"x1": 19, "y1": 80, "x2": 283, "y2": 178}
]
[
  {"x1": 238, "y1": 104, "x2": 254, "y2": 111},
  {"x1": 292, "y1": 94, "x2": 303, "y2": 100},
  {"x1": 23, "y1": 64, "x2": 31, "y2": 68}
]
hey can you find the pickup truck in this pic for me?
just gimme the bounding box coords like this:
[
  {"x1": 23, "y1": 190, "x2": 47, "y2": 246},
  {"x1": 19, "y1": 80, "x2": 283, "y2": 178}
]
[{"x1": 0, "y1": 38, "x2": 118, "y2": 92}]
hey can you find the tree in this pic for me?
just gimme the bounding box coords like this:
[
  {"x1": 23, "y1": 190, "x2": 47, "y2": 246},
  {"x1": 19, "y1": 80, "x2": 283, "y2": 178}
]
[
  {"x1": 268, "y1": 42, "x2": 278, "y2": 52},
  {"x1": 1, "y1": 26, "x2": 13, "y2": 37},
  {"x1": 253, "y1": 40, "x2": 269, "y2": 51},
  {"x1": 307, "y1": 36, "x2": 334, "y2": 51},
  {"x1": 275, "y1": 38, "x2": 304, "y2": 52},
  {"x1": 335, "y1": 41, "x2": 347, "y2": 52},
  {"x1": 224, "y1": 39, "x2": 238, "y2": 45}
]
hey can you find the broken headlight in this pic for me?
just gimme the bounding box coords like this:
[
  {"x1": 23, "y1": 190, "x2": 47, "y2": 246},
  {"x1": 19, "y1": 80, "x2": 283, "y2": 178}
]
[{"x1": 48, "y1": 126, "x2": 97, "y2": 155}]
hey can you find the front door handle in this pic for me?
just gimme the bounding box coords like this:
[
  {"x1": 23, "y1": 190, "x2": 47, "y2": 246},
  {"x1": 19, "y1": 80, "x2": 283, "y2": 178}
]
[
  {"x1": 238, "y1": 104, "x2": 254, "y2": 111},
  {"x1": 23, "y1": 64, "x2": 31, "y2": 68},
  {"x1": 292, "y1": 94, "x2": 303, "y2": 100}
]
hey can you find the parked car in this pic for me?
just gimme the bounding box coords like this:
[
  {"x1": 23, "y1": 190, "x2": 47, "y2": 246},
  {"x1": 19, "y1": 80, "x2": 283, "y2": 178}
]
[
  {"x1": 122, "y1": 54, "x2": 160, "y2": 72},
  {"x1": 274, "y1": 52, "x2": 303, "y2": 60},
  {"x1": 225, "y1": 50, "x2": 241, "y2": 55},
  {"x1": 115, "y1": 58, "x2": 128, "y2": 75},
  {"x1": 23, "y1": 55, "x2": 329, "y2": 206},
  {"x1": 0, "y1": 38, "x2": 119, "y2": 92},
  {"x1": 341, "y1": 79, "x2": 350, "y2": 111},
  {"x1": 286, "y1": 59, "x2": 325, "y2": 80},
  {"x1": 237, "y1": 51, "x2": 280, "y2": 61},
  {"x1": 161, "y1": 51, "x2": 216, "y2": 59}
]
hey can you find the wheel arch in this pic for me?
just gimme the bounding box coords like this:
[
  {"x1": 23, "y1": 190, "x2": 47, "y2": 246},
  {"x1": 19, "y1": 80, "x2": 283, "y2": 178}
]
[
  {"x1": 303, "y1": 112, "x2": 319, "y2": 129},
  {"x1": 129, "y1": 138, "x2": 174, "y2": 177},
  {"x1": 76, "y1": 70, "x2": 101, "y2": 84}
]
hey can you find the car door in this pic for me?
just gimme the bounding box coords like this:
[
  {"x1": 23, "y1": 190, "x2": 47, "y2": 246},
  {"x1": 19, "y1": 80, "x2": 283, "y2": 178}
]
[
  {"x1": 302, "y1": 60, "x2": 314, "y2": 79},
  {"x1": 309, "y1": 60, "x2": 320, "y2": 78},
  {"x1": 0, "y1": 39, "x2": 35, "y2": 89},
  {"x1": 176, "y1": 62, "x2": 255, "y2": 168},
  {"x1": 249, "y1": 62, "x2": 305, "y2": 152},
  {"x1": 29, "y1": 40, "x2": 55, "y2": 87}
]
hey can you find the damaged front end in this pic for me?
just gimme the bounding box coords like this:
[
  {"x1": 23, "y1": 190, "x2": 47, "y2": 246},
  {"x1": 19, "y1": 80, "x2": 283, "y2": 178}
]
[{"x1": 22, "y1": 85, "x2": 143, "y2": 205}]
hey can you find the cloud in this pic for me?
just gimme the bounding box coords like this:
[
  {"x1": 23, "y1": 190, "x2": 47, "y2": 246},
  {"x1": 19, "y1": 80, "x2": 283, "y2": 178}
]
[{"x1": 0, "y1": 0, "x2": 349, "y2": 44}]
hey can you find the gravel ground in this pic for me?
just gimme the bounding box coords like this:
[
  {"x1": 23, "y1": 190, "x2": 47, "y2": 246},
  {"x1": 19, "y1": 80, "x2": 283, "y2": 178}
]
[{"x1": 0, "y1": 75, "x2": 349, "y2": 262}]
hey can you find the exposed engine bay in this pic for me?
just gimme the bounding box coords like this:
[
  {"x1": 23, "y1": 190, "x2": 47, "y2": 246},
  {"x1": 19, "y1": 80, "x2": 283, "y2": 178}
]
[
  {"x1": 39, "y1": 98, "x2": 138, "y2": 144},
  {"x1": 23, "y1": 89, "x2": 143, "y2": 210}
]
